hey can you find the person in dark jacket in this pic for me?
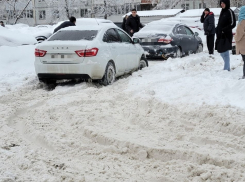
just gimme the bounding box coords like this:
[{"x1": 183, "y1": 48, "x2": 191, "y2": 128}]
[
  {"x1": 200, "y1": 8, "x2": 215, "y2": 55},
  {"x1": 0, "y1": 21, "x2": 5, "y2": 27},
  {"x1": 215, "y1": 0, "x2": 236, "y2": 71},
  {"x1": 125, "y1": 9, "x2": 144, "y2": 37},
  {"x1": 122, "y1": 15, "x2": 128, "y2": 33},
  {"x1": 53, "y1": 16, "x2": 76, "y2": 33}
]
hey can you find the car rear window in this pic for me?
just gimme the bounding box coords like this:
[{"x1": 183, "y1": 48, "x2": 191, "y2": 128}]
[{"x1": 48, "y1": 30, "x2": 98, "y2": 41}]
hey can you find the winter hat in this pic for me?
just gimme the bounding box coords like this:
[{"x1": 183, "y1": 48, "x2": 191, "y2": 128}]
[
  {"x1": 204, "y1": 8, "x2": 210, "y2": 12},
  {"x1": 220, "y1": 0, "x2": 230, "y2": 9},
  {"x1": 239, "y1": 6, "x2": 245, "y2": 23}
]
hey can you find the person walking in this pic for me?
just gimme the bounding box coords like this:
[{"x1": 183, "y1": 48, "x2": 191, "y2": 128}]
[
  {"x1": 215, "y1": 0, "x2": 236, "y2": 71},
  {"x1": 122, "y1": 15, "x2": 128, "y2": 33},
  {"x1": 0, "y1": 21, "x2": 5, "y2": 27},
  {"x1": 125, "y1": 9, "x2": 144, "y2": 37},
  {"x1": 53, "y1": 16, "x2": 76, "y2": 33},
  {"x1": 235, "y1": 6, "x2": 245, "y2": 79},
  {"x1": 200, "y1": 8, "x2": 215, "y2": 55}
]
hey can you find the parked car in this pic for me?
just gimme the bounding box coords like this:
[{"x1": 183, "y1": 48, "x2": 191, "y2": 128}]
[
  {"x1": 113, "y1": 22, "x2": 123, "y2": 29},
  {"x1": 34, "y1": 23, "x2": 148, "y2": 85},
  {"x1": 133, "y1": 21, "x2": 203, "y2": 59}
]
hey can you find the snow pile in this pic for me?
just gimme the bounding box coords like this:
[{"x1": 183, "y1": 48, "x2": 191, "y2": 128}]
[
  {"x1": 1, "y1": 51, "x2": 245, "y2": 181},
  {"x1": 1, "y1": 17, "x2": 245, "y2": 181},
  {"x1": 0, "y1": 26, "x2": 37, "y2": 46},
  {"x1": 0, "y1": 45, "x2": 36, "y2": 95}
]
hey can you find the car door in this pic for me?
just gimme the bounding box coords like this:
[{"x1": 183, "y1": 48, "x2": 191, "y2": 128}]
[
  {"x1": 103, "y1": 28, "x2": 126, "y2": 75},
  {"x1": 184, "y1": 26, "x2": 198, "y2": 53},
  {"x1": 176, "y1": 25, "x2": 189, "y2": 54},
  {"x1": 115, "y1": 29, "x2": 138, "y2": 72}
]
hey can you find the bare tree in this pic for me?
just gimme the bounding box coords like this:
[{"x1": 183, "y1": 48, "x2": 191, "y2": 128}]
[{"x1": 1, "y1": 0, "x2": 33, "y2": 24}]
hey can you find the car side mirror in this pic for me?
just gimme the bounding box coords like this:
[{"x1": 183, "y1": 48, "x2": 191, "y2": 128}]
[
  {"x1": 195, "y1": 32, "x2": 199, "y2": 36},
  {"x1": 133, "y1": 38, "x2": 140, "y2": 44}
]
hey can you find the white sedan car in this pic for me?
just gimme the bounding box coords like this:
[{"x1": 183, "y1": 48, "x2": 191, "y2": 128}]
[{"x1": 34, "y1": 24, "x2": 148, "y2": 85}]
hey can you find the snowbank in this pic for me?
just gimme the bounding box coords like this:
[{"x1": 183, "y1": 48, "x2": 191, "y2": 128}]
[
  {"x1": 1, "y1": 19, "x2": 245, "y2": 182},
  {"x1": 0, "y1": 45, "x2": 36, "y2": 95},
  {"x1": 0, "y1": 26, "x2": 37, "y2": 46}
]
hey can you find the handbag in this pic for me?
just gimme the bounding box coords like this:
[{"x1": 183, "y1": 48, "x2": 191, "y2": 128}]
[{"x1": 215, "y1": 34, "x2": 232, "y2": 53}]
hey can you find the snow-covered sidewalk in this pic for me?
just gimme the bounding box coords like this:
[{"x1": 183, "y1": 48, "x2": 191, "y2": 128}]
[{"x1": 1, "y1": 44, "x2": 245, "y2": 181}]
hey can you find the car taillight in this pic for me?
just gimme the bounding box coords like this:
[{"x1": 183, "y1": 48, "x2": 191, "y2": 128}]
[
  {"x1": 158, "y1": 38, "x2": 173, "y2": 44},
  {"x1": 35, "y1": 49, "x2": 47, "y2": 57},
  {"x1": 75, "y1": 48, "x2": 99, "y2": 57}
]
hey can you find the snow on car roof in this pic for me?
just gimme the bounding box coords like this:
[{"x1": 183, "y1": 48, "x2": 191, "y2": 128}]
[
  {"x1": 59, "y1": 24, "x2": 116, "y2": 31},
  {"x1": 53, "y1": 18, "x2": 115, "y2": 32},
  {"x1": 123, "y1": 9, "x2": 183, "y2": 17},
  {"x1": 148, "y1": 20, "x2": 181, "y2": 26},
  {"x1": 180, "y1": 7, "x2": 237, "y2": 17}
]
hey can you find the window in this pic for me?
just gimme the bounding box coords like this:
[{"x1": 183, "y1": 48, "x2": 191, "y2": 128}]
[
  {"x1": 49, "y1": 30, "x2": 98, "y2": 41},
  {"x1": 181, "y1": 3, "x2": 189, "y2": 10},
  {"x1": 53, "y1": 10, "x2": 59, "y2": 19},
  {"x1": 116, "y1": 29, "x2": 132, "y2": 43},
  {"x1": 177, "y1": 26, "x2": 187, "y2": 35},
  {"x1": 103, "y1": 29, "x2": 120, "y2": 43},
  {"x1": 184, "y1": 27, "x2": 194, "y2": 36},
  {"x1": 81, "y1": 9, "x2": 87, "y2": 17},
  {"x1": 39, "y1": 10, "x2": 46, "y2": 20}
]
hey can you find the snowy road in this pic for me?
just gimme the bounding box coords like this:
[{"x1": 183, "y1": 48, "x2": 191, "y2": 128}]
[{"x1": 1, "y1": 45, "x2": 245, "y2": 181}]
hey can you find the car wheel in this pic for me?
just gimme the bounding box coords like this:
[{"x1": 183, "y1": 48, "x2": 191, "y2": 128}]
[
  {"x1": 138, "y1": 58, "x2": 148, "y2": 70},
  {"x1": 174, "y1": 47, "x2": 182, "y2": 58},
  {"x1": 101, "y1": 62, "x2": 116, "y2": 86},
  {"x1": 196, "y1": 44, "x2": 203, "y2": 53},
  {"x1": 37, "y1": 39, "x2": 44, "y2": 43}
]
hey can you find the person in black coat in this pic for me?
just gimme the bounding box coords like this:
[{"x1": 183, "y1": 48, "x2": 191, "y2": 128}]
[
  {"x1": 200, "y1": 8, "x2": 215, "y2": 55},
  {"x1": 122, "y1": 15, "x2": 128, "y2": 33},
  {"x1": 0, "y1": 21, "x2": 5, "y2": 27},
  {"x1": 53, "y1": 16, "x2": 76, "y2": 33},
  {"x1": 125, "y1": 9, "x2": 144, "y2": 37},
  {"x1": 215, "y1": 0, "x2": 236, "y2": 71}
]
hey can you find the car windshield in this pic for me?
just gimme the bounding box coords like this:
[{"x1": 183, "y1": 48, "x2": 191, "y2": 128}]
[
  {"x1": 48, "y1": 30, "x2": 98, "y2": 41},
  {"x1": 142, "y1": 24, "x2": 173, "y2": 33}
]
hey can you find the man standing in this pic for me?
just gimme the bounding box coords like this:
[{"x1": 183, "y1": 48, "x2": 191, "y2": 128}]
[
  {"x1": 0, "y1": 21, "x2": 5, "y2": 27},
  {"x1": 215, "y1": 0, "x2": 236, "y2": 71},
  {"x1": 125, "y1": 9, "x2": 144, "y2": 37},
  {"x1": 200, "y1": 8, "x2": 215, "y2": 55},
  {"x1": 53, "y1": 16, "x2": 76, "y2": 33}
]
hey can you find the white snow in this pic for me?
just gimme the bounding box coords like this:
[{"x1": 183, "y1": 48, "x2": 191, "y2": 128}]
[
  {"x1": 0, "y1": 26, "x2": 37, "y2": 46},
  {"x1": 1, "y1": 17, "x2": 245, "y2": 182},
  {"x1": 180, "y1": 7, "x2": 238, "y2": 17},
  {"x1": 124, "y1": 9, "x2": 183, "y2": 17}
]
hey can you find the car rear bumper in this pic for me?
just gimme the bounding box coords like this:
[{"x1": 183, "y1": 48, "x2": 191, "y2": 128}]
[
  {"x1": 142, "y1": 45, "x2": 177, "y2": 58},
  {"x1": 35, "y1": 60, "x2": 105, "y2": 80},
  {"x1": 38, "y1": 73, "x2": 91, "y2": 80}
]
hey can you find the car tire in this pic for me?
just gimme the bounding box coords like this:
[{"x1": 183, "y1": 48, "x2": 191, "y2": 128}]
[
  {"x1": 174, "y1": 47, "x2": 182, "y2": 58},
  {"x1": 196, "y1": 44, "x2": 203, "y2": 53},
  {"x1": 101, "y1": 62, "x2": 116, "y2": 86},
  {"x1": 138, "y1": 57, "x2": 148, "y2": 70}
]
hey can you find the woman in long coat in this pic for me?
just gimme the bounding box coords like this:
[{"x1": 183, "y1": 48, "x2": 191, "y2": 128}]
[{"x1": 235, "y1": 6, "x2": 245, "y2": 79}]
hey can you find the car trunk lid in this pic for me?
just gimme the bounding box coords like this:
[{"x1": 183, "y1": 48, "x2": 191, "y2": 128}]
[{"x1": 37, "y1": 41, "x2": 89, "y2": 64}]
